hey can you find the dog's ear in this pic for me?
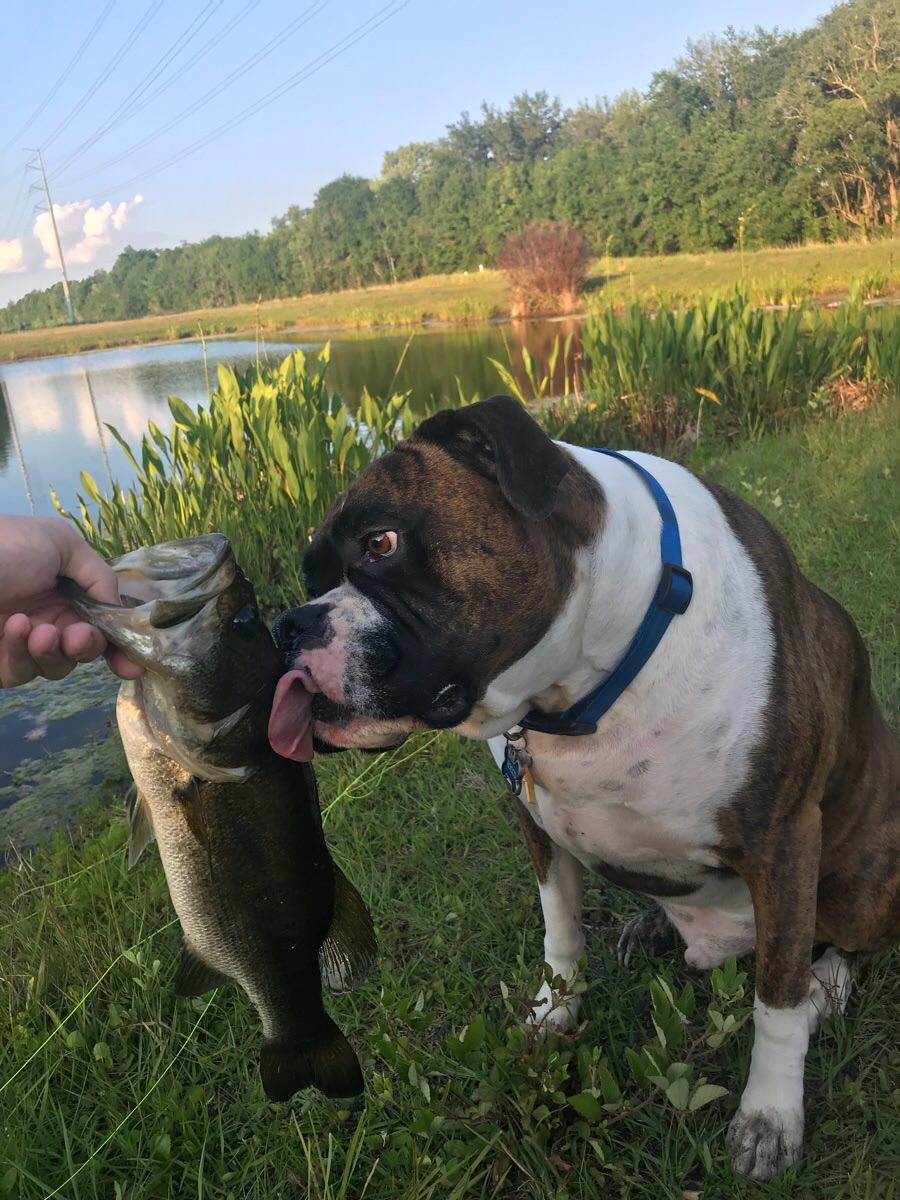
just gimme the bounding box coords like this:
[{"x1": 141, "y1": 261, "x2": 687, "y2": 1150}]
[{"x1": 415, "y1": 395, "x2": 570, "y2": 520}]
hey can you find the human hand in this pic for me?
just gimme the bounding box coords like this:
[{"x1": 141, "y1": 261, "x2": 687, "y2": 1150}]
[{"x1": 0, "y1": 515, "x2": 142, "y2": 688}]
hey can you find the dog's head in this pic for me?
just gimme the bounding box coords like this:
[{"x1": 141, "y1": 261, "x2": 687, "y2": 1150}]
[{"x1": 268, "y1": 396, "x2": 603, "y2": 758}]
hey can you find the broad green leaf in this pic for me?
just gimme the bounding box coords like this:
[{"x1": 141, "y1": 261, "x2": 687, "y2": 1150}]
[
  {"x1": 568, "y1": 1091, "x2": 604, "y2": 1122},
  {"x1": 689, "y1": 1083, "x2": 729, "y2": 1111},
  {"x1": 665, "y1": 1077, "x2": 691, "y2": 1110}
]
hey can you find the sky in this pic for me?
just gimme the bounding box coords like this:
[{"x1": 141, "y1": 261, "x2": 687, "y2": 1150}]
[{"x1": 0, "y1": 0, "x2": 838, "y2": 307}]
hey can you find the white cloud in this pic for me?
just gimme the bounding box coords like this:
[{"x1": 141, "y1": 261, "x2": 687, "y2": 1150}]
[
  {"x1": 0, "y1": 237, "x2": 26, "y2": 274},
  {"x1": 31, "y1": 193, "x2": 144, "y2": 269}
]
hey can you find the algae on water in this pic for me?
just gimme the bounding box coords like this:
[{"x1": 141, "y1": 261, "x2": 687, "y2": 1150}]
[{"x1": 0, "y1": 660, "x2": 126, "y2": 851}]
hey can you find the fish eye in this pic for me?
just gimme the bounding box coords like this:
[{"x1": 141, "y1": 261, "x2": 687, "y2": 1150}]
[
  {"x1": 232, "y1": 605, "x2": 262, "y2": 637},
  {"x1": 363, "y1": 530, "x2": 398, "y2": 561}
]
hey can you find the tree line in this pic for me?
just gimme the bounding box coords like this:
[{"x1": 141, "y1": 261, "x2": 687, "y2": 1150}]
[{"x1": 3, "y1": 0, "x2": 897, "y2": 333}]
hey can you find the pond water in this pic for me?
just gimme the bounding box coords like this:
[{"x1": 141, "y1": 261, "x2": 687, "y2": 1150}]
[
  {"x1": 0, "y1": 318, "x2": 583, "y2": 517},
  {"x1": 0, "y1": 317, "x2": 581, "y2": 850}
]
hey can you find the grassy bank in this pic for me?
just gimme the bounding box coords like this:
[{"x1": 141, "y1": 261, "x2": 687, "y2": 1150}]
[
  {"x1": 595, "y1": 238, "x2": 900, "y2": 308},
  {"x1": 0, "y1": 272, "x2": 509, "y2": 365},
  {"x1": 2, "y1": 238, "x2": 898, "y2": 364},
  {"x1": 2, "y1": 399, "x2": 898, "y2": 1199}
]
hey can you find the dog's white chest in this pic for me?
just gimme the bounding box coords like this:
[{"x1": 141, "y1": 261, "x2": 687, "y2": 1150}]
[{"x1": 519, "y1": 698, "x2": 754, "y2": 865}]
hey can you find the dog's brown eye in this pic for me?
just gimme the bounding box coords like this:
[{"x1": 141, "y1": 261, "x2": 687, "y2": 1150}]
[{"x1": 364, "y1": 531, "x2": 397, "y2": 560}]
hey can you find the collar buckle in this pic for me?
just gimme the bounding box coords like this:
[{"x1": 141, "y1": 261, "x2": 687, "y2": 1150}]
[
  {"x1": 519, "y1": 712, "x2": 597, "y2": 736},
  {"x1": 655, "y1": 562, "x2": 693, "y2": 615}
]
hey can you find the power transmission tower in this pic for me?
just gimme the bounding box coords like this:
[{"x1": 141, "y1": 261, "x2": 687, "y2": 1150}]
[{"x1": 28, "y1": 148, "x2": 76, "y2": 324}]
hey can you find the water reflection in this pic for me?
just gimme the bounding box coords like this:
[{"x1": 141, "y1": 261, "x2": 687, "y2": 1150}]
[
  {"x1": 0, "y1": 389, "x2": 10, "y2": 470},
  {"x1": 0, "y1": 320, "x2": 583, "y2": 517}
]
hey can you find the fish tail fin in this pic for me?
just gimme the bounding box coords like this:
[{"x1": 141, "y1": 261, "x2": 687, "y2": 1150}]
[{"x1": 260, "y1": 1018, "x2": 363, "y2": 1101}]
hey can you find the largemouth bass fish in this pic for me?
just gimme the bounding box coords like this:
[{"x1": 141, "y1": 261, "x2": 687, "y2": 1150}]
[{"x1": 61, "y1": 534, "x2": 375, "y2": 1101}]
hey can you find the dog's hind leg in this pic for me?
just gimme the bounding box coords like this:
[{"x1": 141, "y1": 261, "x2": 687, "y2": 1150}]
[
  {"x1": 617, "y1": 905, "x2": 676, "y2": 966},
  {"x1": 513, "y1": 799, "x2": 585, "y2": 1032}
]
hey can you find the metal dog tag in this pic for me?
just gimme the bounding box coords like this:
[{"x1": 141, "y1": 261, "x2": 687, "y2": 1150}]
[{"x1": 502, "y1": 730, "x2": 536, "y2": 803}]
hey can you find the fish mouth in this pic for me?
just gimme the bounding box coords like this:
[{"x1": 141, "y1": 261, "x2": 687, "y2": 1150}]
[
  {"x1": 58, "y1": 534, "x2": 236, "y2": 668},
  {"x1": 110, "y1": 534, "x2": 234, "y2": 605}
]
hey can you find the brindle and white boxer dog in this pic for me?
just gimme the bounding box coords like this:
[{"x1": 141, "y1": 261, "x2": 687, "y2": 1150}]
[{"x1": 269, "y1": 396, "x2": 899, "y2": 1180}]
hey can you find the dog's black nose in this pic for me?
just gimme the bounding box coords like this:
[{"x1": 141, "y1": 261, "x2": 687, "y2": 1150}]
[{"x1": 272, "y1": 603, "x2": 332, "y2": 652}]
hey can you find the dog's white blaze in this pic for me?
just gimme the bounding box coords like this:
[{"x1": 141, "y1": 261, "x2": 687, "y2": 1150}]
[{"x1": 298, "y1": 583, "x2": 386, "y2": 712}]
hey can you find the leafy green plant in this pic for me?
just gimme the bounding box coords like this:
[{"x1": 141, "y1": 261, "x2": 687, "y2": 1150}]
[
  {"x1": 544, "y1": 290, "x2": 899, "y2": 448},
  {"x1": 55, "y1": 347, "x2": 413, "y2": 610}
]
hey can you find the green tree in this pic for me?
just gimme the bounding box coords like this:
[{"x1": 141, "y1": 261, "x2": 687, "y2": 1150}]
[{"x1": 783, "y1": 0, "x2": 900, "y2": 235}]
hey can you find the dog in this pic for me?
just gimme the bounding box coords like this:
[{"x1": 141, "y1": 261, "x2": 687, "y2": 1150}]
[{"x1": 268, "y1": 395, "x2": 899, "y2": 1180}]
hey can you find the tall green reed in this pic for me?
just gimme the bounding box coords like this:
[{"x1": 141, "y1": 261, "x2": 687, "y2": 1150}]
[
  {"x1": 56, "y1": 347, "x2": 413, "y2": 610},
  {"x1": 540, "y1": 290, "x2": 899, "y2": 448}
]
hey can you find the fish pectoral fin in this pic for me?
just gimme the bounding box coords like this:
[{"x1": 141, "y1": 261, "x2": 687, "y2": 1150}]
[
  {"x1": 171, "y1": 942, "x2": 230, "y2": 997},
  {"x1": 318, "y1": 866, "x2": 378, "y2": 993},
  {"x1": 125, "y1": 783, "x2": 156, "y2": 870},
  {"x1": 173, "y1": 776, "x2": 209, "y2": 848}
]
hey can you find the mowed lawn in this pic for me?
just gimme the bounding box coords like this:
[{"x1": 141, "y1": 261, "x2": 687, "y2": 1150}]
[
  {"x1": 0, "y1": 401, "x2": 897, "y2": 1200},
  {"x1": 2, "y1": 237, "x2": 898, "y2": 364}
]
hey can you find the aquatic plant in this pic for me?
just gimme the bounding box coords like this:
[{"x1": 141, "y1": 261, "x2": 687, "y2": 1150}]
[
  {"x1": 540, "y1": 291, "x2": 900, "y2": 448},
  {"x1": 58, "y1": 347, "x2": 413, "y2": 610}
]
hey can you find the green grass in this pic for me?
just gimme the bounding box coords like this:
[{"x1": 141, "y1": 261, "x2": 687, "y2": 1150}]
[
  {"x1": 0, "y1": 272, "x2": 509, "y2": 364},
  {"x1": 593, "y1": 239, "x2": 900, "y2": 309},
  {"x1": 1, "y1": 238, "x2": 898, "y2": 364},
  {"x1": 2, "y1": 400, "x2": 898, "y2": 1199}
]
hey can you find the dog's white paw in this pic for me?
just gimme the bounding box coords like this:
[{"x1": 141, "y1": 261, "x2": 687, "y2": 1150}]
[
  {"x1": 726, "y1": 1105, "x2": 804, "y2": 1180},
  {"x1": 526, "y1": 978, "x2": 581, "y2": 1033},
  {"x1": 807, "y1": 947, "x2": 852, "y2": 1035}
]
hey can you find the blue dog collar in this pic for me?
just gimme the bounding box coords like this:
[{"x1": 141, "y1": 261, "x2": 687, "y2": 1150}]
[{"x1": 518, "y1": 449, "x2": 693, "y2": 738}]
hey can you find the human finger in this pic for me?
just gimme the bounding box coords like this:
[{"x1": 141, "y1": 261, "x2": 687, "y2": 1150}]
[
  {"x1": 0, "y1": 613, "x2": 39, "y2": 687},
  {"x1": 60, "y1": 621, "x2": 108, "y2": 664},
  {"x1": 105, "y1": 646, "x2": 143, "y2": 681},
  {"x1": 26, "y1": 623, "x2": 78, "y2": 682},
  {"x1": 50, "y1": 521, "x2": 119, "y2": 605}
]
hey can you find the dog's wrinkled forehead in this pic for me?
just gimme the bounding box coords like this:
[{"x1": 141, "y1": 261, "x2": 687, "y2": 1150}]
[{"x1": 304, "y1": 438, "x2": 518, "y2": 592}]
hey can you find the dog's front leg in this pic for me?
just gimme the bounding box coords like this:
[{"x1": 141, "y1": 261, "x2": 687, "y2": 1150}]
[
  {"x1": 727, "y1": 807, "x2": 822, "y2": 1181},
  {"x1": 513, "y1": 800, "x2": 585, "y2": 1031}
]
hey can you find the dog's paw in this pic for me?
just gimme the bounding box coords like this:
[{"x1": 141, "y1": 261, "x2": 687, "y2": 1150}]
[
  {"x1": 807, "y1": 947, "x2": 852, "y2": 1036},
  {"x1": 726, "y1": 1106, "x2": 804, "y2": 1180},
  {"x1": 526, "y1": 979, "x2": 581, "y2": 1033},
  {"x1": 617, "y1": 906, "x2": 675, "y2": 966}
]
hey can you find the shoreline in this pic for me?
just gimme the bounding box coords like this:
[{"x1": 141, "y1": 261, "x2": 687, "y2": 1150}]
[
  {"x1": 4, "y1": 291, "x2": 899, "y2": 371},
  {"x1": 3, "y1": 238, "x2": 899, "y2": 366}
]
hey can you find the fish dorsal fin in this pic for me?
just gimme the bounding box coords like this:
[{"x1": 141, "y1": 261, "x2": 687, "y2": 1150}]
[
  {"x1": 318, "y1": 865, "x2": 378, "y2": 993},
  {"x1": 125, "y1": 783, "x2": 156, "y2": 870},
  {"x1": 171, "y1": 941, "x2": 230, "y2": 997}
]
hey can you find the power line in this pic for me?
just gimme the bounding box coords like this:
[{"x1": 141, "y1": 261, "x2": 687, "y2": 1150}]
[
  {"x1": 1, "y1": 166, "x2": 30, "y2": 239},
  {"x1": 57, "y1": 0, "x2": 329, "y2": 189},
  {"x1": 0, "y1": 0, "x2": 116, "y2": 157},
  {"x1": 84, "y1": 2, "x2": 408, "y2": 198},
  {"x1": 40, "y1": 1, "x2": 164, "y2": 154},
  {"x1": 53, "y1": 1, "x2": 226, "y2": 178},
  {"x1": 58, "y1": 0, "x2": 262, "y2": 178}
]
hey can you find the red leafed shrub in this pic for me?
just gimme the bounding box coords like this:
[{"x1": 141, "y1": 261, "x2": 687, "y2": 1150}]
[{"x1": 496, "y1": 220, "x2": 588, "y2": 316}]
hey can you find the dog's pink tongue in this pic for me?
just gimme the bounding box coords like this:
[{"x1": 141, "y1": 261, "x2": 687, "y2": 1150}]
[{"x1": 268, "y1": 670, "x2": 317, "y2": 762}]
